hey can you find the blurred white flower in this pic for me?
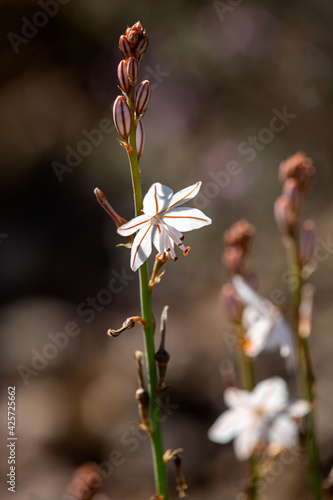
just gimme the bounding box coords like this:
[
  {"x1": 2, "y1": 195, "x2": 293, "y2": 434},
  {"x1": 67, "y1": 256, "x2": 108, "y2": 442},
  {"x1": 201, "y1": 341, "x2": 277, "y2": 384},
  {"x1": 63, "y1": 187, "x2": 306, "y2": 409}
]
[
  {"x1": 208, "y1": 377, "x2": 310, "y2": 461},
  {"x1": 232, "y1": 275, "x2": 295, "y2": 369},
  {"x1": 118, "y1": 182, "x2": 212, "y2": 271}
]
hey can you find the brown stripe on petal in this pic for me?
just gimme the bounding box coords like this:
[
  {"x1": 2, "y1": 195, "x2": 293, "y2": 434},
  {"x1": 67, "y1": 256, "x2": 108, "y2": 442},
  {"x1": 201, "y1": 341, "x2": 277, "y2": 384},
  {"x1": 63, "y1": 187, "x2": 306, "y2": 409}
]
[
  {"x1": 163, "y1": 182, "x2": 201, "y2": 212},
  {"x1": 132, "y1": 222, "x2": 153, "y2": 269}
]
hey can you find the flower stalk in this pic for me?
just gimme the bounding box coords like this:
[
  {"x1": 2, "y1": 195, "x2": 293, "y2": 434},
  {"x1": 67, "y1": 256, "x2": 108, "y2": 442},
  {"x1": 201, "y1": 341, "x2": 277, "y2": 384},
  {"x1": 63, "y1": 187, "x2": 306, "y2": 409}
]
[
  {"x1": 276, "y1": 152, "x2": 322, "y2": 500},
  {"x1": 284, "y1": 234, "x2": 322, "y2": 500},
  {"x1": 126, "y1": 78, "x2": 169, "y2": 500}
]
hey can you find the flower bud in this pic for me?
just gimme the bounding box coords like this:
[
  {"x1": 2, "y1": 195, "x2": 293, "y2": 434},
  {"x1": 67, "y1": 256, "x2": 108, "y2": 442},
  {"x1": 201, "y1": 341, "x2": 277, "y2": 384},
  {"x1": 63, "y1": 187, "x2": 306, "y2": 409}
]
[
  {"x1": 135, "y1": 80, "x2": 151, "y2": 117},
  {"x1": 119, "y1": 35, "x2": 132, "y2": 59},
  {"x1": 278, "y1": 152, "x2": 315, "y2": 195},
  {"x1": 135, "y1": 36, "x2": 149, "y2": 57},
  {"x1": 117, "y1": 60, "x2": 130, "y2": 94},
  {"x1": 222, "y1": 245, "x2": 244, "y2": 274},
  {"x1": 126, "y1": 21, "x2": 144, "y2": 47},
  {"x1": 274, "y1": 195, "x2": 294, "y2": 236},
  {"x1": 224, "y1": 219, "x2": 255, "y2": 257},
  {"x1": 113, "y1": 96, "x2": 131, "y2": 139},
  {"x1": 283, "y1": 177, "x2": 301, "y2": 213},
  {"x1": 220, "y1": 284, "x2": 243, "y2": 323},
  {"x1": 136, "y1": 120, "x2": 145, "y2": 158},
  {"x1": 299, "y1": 284, "x2": 314, "y2": 338},
  {"x1": 127, "y1": 57, "x2": 139, "y2": 87},
  {"x1": 299, "y1": 220, "x2": 316, "y2": 266}
]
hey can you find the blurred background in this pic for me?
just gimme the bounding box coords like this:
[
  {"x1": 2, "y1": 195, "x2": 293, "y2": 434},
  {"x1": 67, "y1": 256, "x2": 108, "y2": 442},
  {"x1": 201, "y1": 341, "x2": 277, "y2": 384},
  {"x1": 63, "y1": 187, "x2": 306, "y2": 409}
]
[{"x1": 1, "y1": 0, "x2": 333, "y2": 499}]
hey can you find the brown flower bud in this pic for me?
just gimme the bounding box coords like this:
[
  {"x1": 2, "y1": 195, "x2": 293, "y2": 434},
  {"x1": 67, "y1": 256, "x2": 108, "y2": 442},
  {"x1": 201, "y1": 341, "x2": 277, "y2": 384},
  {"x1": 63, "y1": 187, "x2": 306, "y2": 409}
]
[
  {"x1": 222, "y1": 245, "x2": 244, "y2": 274},
  {"x1": 299, "y1": 284, "x2": 315, "y2": 338},
  {"x1": 94, "y1": 188, "x2": 127, "y2": 228},
  {"x1": 113, "y1": 95, "x2": 131, "y2": 139},
  {"x1": 278, "y1": 152, "x2": 315, "y2": 196},
  {"x1": 136, "y1": 120, "x2": 145, "y2": 158},
  {"x1": 117, "y1": 60, "x2": 130, "y2": 94},
  {"x1": 119, "y1": 35, "x2": 132, "y2": 59},
  {"x1": 126, "y1": 21, "x2": 145, "y2": 47},
  {"x1": 299, "y1": 220, "x2": 316, "y2": 266},
  {"x1": 283, "y1": 177, "x2": 301, "y2": 213},
  {"x1": 135, "y1": 80, "x2": 151, "y2": 117},
  {"x1": 127, "y1": 57, "x2": 139, "y2": 87},
  {"x1": 274, "y1": 195, "x2": 294, "y2": 236},
  {"x1": 224, "y1": 219, "x2": 255, "y2": 257},
  {"x1": 135, "y1": 36, "x2": 149, "y2": 57},
  {"x1": 220, "y1": 284, "x2": 243, "y2": 323}
]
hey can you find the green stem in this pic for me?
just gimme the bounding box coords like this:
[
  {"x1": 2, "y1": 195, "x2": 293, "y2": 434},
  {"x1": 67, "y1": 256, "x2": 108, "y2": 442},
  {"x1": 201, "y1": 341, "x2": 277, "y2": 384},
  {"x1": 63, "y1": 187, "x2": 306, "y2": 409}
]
[
  {"x1": 126, "y1": 88, "x2": 169, "y2": 500},
  {"x1": 238, "y1": 327, "x2": 258, "y2": 500},
  {"x1": 285, "y1": 236, "x2": 322, "y2": 500}
]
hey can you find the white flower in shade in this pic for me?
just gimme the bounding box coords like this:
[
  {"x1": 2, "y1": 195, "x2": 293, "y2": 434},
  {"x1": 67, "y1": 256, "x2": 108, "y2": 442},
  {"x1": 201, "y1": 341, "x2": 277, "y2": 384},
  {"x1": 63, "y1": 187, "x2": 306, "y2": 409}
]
[
  {"x1": 232, "y1": 275, "x2": 295, "y2": 369},
  {"x1": 117, "y1": 182, "x2": 212, "y2": 271},
  {"x1": 208, "y1": 377, "x2": 310, "y2": 461}
]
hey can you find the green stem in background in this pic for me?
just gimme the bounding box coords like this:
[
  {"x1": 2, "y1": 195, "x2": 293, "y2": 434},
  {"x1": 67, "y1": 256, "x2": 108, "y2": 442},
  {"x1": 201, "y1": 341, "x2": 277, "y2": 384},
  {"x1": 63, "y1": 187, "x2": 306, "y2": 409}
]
[
  {"x1": 126, "y1": 88, "x2": 169, "y2": 500},
  {"x1": 285, "y1": 236, "x2": 322, "y2": 500},
  {"x1": 237, "y1": 326, "x2": 258, "y2": 500}
]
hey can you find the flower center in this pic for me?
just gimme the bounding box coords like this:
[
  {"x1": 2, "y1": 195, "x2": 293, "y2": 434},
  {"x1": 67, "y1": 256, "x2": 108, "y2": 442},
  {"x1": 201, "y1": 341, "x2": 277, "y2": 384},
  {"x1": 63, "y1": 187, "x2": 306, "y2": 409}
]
[{"x1": 152, "y1": 214, "x2": 162, "y2": 225}]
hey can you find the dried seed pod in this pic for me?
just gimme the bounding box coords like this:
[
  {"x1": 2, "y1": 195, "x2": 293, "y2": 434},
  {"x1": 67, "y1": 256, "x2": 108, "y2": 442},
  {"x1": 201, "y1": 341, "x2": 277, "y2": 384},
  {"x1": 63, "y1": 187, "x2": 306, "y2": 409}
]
[
  {"x1": 136, "y1": 120, "x2": 145, "y2": 158},
  {"x1": 119, "y1": 35, "x2": 132, "y2": 59},
  {"x1": 127, "y1": 57, "x2": 139, "y2": 87},
  {"x1": 117, "y1": 60, "x2": 130, "y2": 94},
  {"x1": 113, "y1": 95, "x2": 131, "y2": 139},
  {"x1": 135, "y1": 80, "x2": 151, "y2": 117}
]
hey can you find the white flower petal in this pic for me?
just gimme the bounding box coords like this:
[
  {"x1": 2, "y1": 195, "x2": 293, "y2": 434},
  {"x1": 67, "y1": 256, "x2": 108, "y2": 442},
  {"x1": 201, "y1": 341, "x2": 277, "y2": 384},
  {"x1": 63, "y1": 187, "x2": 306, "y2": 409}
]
[
  {"x1": 143, "y1": 183, "x2": 173, "y2": 215},
  {"x1": 163, "y1": 207, "x2": 212, "y2": 231},
  {"x1": 252, "y1": 377, "x2": 288, "y2": 414},
  {"x1": 164, "y1": 181, "x2": 202, "y2": 211},
  {"x1": 234, "y1": 416, "x2": 263, "y2": 461},
  {"x1": 268, "y1": 414, "x2": 298, "y2": 449},
  {"x1": 288, "y1": 400, "x2": 311, "y2": 418},
  {"x1": 224, "y1": 386, "x2": 253, "y2": 409},
  {"x1": 164, "y1": 223, "x2": 184, "y2": 247},
  {"x1": 244, "y1": 314, "x2": 273, "y2": 357},
  {"x1": 130, "y1": 223, "x2": 153, "y2": 271},
  {"x1": 117, "y1": 214, "x2": 152, "y2": 236},
  {"x1": 208, "y1": 408, "x2": 247, "y2": 444},
  {"x1": 233, "y1": 275, "x2": 263, "y2": 308}
]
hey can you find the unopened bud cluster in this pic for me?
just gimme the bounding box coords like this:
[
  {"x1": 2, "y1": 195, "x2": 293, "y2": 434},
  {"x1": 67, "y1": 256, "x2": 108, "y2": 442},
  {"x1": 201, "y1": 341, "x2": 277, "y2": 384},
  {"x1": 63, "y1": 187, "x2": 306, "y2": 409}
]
[
  {"x1": 223, "y1": 219, "x2": 255, "y2": 275},
  {"x1": 221, "y1": 220, "x2": 257, "y2": 325},
  {"x1": 113, "y1": 21, "x2": 151, "y2": 157},
  {"x1": 274, "y1": 152, "x2": 316, "y2": 265}
]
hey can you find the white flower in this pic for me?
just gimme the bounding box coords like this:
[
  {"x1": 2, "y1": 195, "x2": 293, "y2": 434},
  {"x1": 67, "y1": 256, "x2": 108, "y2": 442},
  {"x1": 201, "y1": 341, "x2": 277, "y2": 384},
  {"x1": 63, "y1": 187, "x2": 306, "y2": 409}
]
[
  {"x1": 232, "y1": 275, "x2": 295, "y2": 369},
  {"x1": 208, "y1": 377, "x2": 310, "y2": 461},
  {"x1": 117, "y1": 182, "x2": 212, "y2": 271}
]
